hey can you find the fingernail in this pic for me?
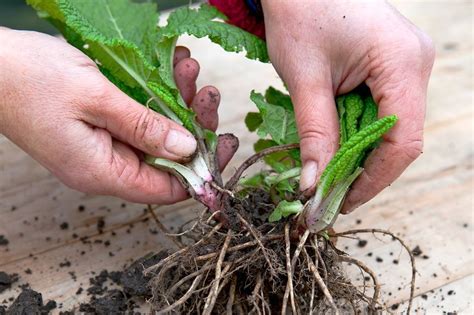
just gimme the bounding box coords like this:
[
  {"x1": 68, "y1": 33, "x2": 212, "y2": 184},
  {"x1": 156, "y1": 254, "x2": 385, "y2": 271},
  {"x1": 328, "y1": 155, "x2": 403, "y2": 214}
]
[
  {"x1": 341, "y1": 197, "x2": 362, "y2": 214},
  {"x1": 300, "y1": 161, "x2": 318, "y2": 191},
  {"x1": 164, "y1": 129, "x2": 197, "y2": 157}
]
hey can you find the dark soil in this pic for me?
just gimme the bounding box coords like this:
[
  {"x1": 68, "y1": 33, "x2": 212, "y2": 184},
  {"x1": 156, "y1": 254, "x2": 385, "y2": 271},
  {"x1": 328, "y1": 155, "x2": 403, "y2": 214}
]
[
  {"x1": 4, "y1": 288, "x2": 56, "y2": 315},
  {"x1": 119, "y1": 251, "x2": 167, "y2": 297},
  {"x1": 62, "y1": 253, "x2": 167, "y2": 314},
  {"x1": 0, "y1": 273, "x2": 18, "y2": 295},
  {"x1": 0, "y1": 236, "x2": 8, "y2": 247}
]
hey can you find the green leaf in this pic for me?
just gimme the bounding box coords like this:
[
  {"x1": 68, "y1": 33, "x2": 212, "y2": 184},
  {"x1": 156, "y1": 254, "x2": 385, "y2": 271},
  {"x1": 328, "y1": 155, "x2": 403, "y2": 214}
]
[
  {"x1": 27, "y1": 0, "x2": 63, "y2": 21},
  {"x1": 204, "y1": 129, "x2": 218, "y2": 153},
  {"x1": 57, "y1": 0, "x2": 160, "y2": 85},
  {"x1": 161, "y1": 4, "x2": 269, "y2": 62},
  {"x1": 319, "y1": 115, "x2": 398, "y2": 196},
  {"x1": 155, "y1": 36, "x2": 179, "y2": 91},
  {"x1": 269, "y1": 200, "x2": 303, "y2": 223},
  {"x1": 254, "y1": 139, "x2": 300, "y2": 173},
  {"x1": 147, "y1": 82, "x2": 196, "y2": 132},
  {"x1": 310, "y1": 168, "x2": 363, "y2": 232},
  {"x1": 337, "y1": 93, "x2": 365, "y2": 145},
  {"x1": 344, "y1": 93, "x2": 365, "y2": 139},
  {"x1": 245, "y1": 112, "x2": 263, "y2": 132},
  {"x1": 360, "y1": 96, "x2": 379, "y2": 130},
  {"x1": 250, "y1": 91, "x2": 299, "y2": 145},
  {"x1": 264, "y1": 86, "x2": 293, "y2": 111},
  {"x1": 30, "y1": 0, "x2": 185, "y2": 123},
  {"x1": 239, "y1": 173, "x2": 267, "y2": 189},
  {"x1": 336, "y1": 95, "x2": 348, "y2": 145}
]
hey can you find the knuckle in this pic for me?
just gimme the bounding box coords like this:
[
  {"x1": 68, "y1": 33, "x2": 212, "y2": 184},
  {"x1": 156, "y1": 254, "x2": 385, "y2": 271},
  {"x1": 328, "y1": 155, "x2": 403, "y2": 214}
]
[
  {"x1": 131, "y1": 109, "x2": 166, "y2": 144},
  {"x1": 402, "y1": 139, "x2": 424, "y2": 161},
  {"x1": 74, "y1": 75, "x2": 112, "y2": 109},
  {"x1": 299, "y1": 127, "x2": 332, "y2": 143},
  {"x1": 390, "y1": 136, "x2": 424, "y2": 162}
]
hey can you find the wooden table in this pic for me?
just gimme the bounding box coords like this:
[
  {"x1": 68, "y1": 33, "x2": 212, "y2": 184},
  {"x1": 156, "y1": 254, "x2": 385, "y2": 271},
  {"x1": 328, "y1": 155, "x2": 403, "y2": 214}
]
[{"x1": 1, "y1": 1, "x2": 472, "y2": 313}]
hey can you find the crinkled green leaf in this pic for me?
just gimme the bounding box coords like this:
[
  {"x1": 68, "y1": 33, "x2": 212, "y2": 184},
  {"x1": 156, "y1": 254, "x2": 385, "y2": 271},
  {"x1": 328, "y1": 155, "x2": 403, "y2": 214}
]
[
  {"x1": 344, "y1": 93, "x2": 365, "y2": 139},
  {"x1": 360, "y1": 96, "x2": 379, "y2": 130},
  {"x1": 155, "y1": 36, "x2": 179, "y2": 91},
  {"x1": 336, "y1": 96, "x2": 348, "y2": 145},
  {"x1": 147, "y1": 82, "x2": 196, "y2": 132},
  {"x1": 319, "y1": 115, "x2": 398, "y2": 197},
  {"x1": 245, "y1": 112, "x2": 263, "y2": 132},
  {"x1": 250, "y1": 91, "x2": 299, "y2": 145},
  {"x1": 337, "y1": 93, "x2": 365, "y2": 145},
  {"x1": 30, "y1": 0, "x2": 185, "y2": 123},
  {"x1": 269, "y1": 200, "x2": 303, "y2": 223},
  {"x1": 161, "y1": 4, "x2": 268, "y2": 62},
  {"x1": 57, "y1": 0, "x2": 160, "y2": 85}
]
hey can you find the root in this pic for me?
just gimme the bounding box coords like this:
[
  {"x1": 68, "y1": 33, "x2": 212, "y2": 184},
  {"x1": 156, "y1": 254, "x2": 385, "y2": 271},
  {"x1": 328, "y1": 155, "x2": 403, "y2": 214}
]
[
  {"x1": 156, "y1": 274, "x2": 203, "y2": 315},
  {"x1": 282, "y1": 223, "x2": 296, "y2": 315},
  {"x1": 203, "y1": 230, "x2": 232, "y2": 315},
  {"x1": 333, "y1": 228, "x2": 416, "y2": 314},
  {"x1": 147, "y1": 210, "x2": 416, "y2": 314},
  {"x1": 237, "y1": 213, "x2": 276, "y2": 277},
  {"x1": 147, "y1": 204, "x2": 184, "y2": 249},
  {"x1": 226, "y1": 276, "x2": 237, "y2": 315},
  {"x1": 338, "y1": 255, "x2": 380, "y2": 310},
  {"x1": 144, "y1": 222, "x2": 223, "y2": 275},
  {"x1": 303, "y1": 246, "x2": 339, "y2": 314}
]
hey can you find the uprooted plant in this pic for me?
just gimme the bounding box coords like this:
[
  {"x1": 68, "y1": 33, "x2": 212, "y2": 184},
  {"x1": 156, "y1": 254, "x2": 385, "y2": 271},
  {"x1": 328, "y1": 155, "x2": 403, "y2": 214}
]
[{"x1": 30, "y1": 0, "x2": 417, "y2": 313}]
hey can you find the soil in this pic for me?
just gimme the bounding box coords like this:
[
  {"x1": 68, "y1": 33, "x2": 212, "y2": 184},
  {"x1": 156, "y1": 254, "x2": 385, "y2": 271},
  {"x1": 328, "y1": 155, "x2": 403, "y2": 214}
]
[
  {"x1": 0, "y1": 236, "x2": 8, "y2": 247},
  {"x1": 0, "y1": 273, "x2": 18, "y2": 295},
  {"x1": 3, "y1": 288, "x2": 56, "y2": 315}
]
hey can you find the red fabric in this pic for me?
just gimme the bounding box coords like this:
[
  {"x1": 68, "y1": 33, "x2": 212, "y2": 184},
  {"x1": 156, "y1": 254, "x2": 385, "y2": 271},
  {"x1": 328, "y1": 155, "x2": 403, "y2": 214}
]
[{"x1": 209, "y1": 0, "x2": 266, "y2": 40}]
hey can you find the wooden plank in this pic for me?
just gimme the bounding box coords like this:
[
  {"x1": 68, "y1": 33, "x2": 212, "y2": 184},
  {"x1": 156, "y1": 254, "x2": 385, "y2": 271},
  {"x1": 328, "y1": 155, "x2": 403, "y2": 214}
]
[
  {"x1": 394, "y1": 275, "x2": 473, "y2": 314},
  {"x1": 0, "y1": 0, "x2": 472, "y2": 313}
]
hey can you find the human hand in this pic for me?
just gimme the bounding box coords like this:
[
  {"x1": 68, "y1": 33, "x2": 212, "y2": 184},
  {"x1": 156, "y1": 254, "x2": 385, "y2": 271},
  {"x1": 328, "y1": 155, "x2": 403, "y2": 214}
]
[
  {"x1": 260, "y1": 0, "x2": 435, "y2": 213},
  {"x1": 0, "y1": 28, "x2": 237, "y2": 204}
]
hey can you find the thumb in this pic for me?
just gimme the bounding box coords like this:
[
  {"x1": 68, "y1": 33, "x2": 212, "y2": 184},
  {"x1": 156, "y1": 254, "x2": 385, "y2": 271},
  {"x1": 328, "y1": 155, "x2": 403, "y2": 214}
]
[
  {"x1": 289, "y1": 82, "x2": 340, "y2": 192},
  {"x1": 84, "y1": 82, "x2": 197, "y2": 161}
]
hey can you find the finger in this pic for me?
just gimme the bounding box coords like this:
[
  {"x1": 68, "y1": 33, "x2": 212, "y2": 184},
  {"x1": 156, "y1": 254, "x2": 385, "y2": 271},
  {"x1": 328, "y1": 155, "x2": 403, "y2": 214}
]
[
  {"x1": 105, "y1": 140, "x2": 188, "y2": 204},
  {"x1": 341, "y1": 66, "x2": 432, "y2": 213},
  {"x1": 83, "y1": 82, "x2": 197, "y2": 161},
  {"x1": 174, "y1": 57, "x2": 199, "y2": 105},
  {"x1": 216, "y1": 133, "x2": 239, "y2": 171},
  {"x1": 173, "y1": 46, "x2": 191, "y2": 66},
  {"x1": 190, "y1": 86, "x2": 220, "y2": 131},
  {"x1": 289, "y1": 79, "x2": 340, "y2": 192}
]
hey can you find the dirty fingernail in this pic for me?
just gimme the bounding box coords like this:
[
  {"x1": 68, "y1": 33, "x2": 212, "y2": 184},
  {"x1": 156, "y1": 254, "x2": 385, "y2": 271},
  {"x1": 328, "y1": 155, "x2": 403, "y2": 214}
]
[
  {"x1": 300, "y1": 161, "x2": 318, "y2": 191},
  {"x1": 164, "y1": 129, "x2": 197, "y2": 157},
  {"x1": 341, "y1": 199, "x2": 362, "y2": 214}
]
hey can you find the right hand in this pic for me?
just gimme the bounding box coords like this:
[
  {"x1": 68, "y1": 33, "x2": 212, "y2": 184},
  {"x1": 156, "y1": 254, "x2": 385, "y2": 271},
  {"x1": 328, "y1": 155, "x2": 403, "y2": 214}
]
[
  {"x1": 0, "y1": 28, "x2": 237, "y2": 204},
  {"x1": 261, "y1": 0, "x2": 435, "y2": 213}
]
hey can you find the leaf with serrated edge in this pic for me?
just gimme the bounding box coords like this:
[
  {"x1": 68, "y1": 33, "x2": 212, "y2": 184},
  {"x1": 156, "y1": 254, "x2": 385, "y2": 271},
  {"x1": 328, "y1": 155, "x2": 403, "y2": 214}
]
[{"x1": 161, "y1": 4, "x2": 268, "y2": 62}]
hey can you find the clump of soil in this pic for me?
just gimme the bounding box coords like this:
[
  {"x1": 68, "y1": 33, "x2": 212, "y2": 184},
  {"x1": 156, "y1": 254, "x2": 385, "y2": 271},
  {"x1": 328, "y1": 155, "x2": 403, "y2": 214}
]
[
  {"x1": 67, "y1": 254, "x2": 167, "y2": 314},
  {"x1": 0, "y1": 236, "x2": 8, "y2": 247},
  {"x1": 0, "y1": 272, "x2": 18, "y2": 294},
  {"x1": 120, "y1": 251, "x2": 168, "y2": 297},
  {"x1": 4, "y1": 288, "x2": 56, "y2": 315}
]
